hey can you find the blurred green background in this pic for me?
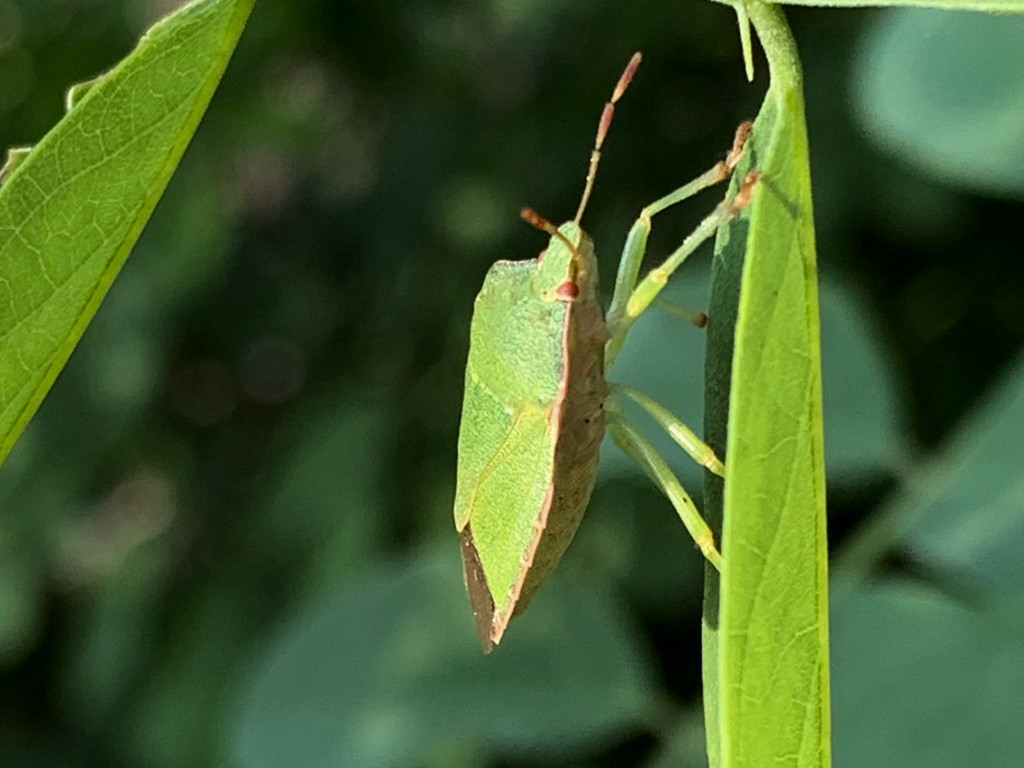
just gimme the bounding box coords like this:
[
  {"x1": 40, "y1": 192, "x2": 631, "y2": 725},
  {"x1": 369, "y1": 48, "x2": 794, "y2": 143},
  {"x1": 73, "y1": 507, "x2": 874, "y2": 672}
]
[{"x1": 1, "y1": 1, "x2": 1023, "y2": 766}]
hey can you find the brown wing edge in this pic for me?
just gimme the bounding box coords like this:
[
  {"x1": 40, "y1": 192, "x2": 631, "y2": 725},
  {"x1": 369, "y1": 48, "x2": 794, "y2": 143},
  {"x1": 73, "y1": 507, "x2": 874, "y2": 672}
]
[
  {"x1": 459, "y1": 524, "x2": 498, "y2": 653},
  {"x1": 485, "y1": 281, "x2": 608, "y2": 646}
]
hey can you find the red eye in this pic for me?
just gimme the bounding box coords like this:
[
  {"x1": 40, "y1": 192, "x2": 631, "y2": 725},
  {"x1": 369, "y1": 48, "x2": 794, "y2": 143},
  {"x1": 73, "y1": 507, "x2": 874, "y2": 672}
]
[{"x1": 556, "y1": 280, "x2": 579, "y2": 300}]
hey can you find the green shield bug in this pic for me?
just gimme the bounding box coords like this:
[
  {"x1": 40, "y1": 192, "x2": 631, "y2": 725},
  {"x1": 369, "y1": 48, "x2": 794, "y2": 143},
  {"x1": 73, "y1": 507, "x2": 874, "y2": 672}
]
[{"x1": 454, "y1": 52, "x2": 759, "y2": 652}]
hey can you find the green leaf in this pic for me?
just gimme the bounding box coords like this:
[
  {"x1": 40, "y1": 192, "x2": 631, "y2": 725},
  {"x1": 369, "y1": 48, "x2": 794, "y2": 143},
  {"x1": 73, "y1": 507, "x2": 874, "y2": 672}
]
[
  {"x1": 0, "y1": 0, "x2": 254, "y2": 466},
  {"x1": 831, "y1": 356, "x2": 1024, "y2": 765},
  {"x1": 769, "y1": 0, "x2": 1024, "y2": 10},
  {"x1": 832, "y1": 583, "x2": 1024, "y2": 767},
  {"x1": 231, "y1": 547, "x2": 655, "y2": 768},
  {"x1": 903, "y1": 354, "x2": 1024, "y2": 596},
  {"x1": 819, "y1": 278, "x2": 904, "y2": 481},
  {"x1": 703, "y1": 5, "x2": 829, "y2": 768},
  {"x1": 837, "y1": 353, "x2": 1024, "y2": 605},
  {"x1": 853, "y1": 9, "x2": 1024, "y2": 196}
]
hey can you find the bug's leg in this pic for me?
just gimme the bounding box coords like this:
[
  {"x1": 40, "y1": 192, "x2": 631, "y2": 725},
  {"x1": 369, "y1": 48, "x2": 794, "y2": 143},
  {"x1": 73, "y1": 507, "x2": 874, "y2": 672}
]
[
  {"x1": 606, "y1": 169, "x2": 760, "y2": 368},
  {"x1": 611, "y1": 383, "x2": 723, "y2": 476},
  {"x1": 652, "y1": 298, "x2": 708, "y2": 328},
  {"x1": 606, "y1": 403, "x2": 723, "y2": 571},
  {"x1": 605, "y1": 122, "x2": 751, "y2": 360}
]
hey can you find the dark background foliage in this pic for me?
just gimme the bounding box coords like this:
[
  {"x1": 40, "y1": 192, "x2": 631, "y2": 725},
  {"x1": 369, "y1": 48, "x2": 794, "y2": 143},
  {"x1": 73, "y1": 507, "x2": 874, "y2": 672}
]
[{"x1": 0, "y1": 1, "x2": 1022, "y2": 766}]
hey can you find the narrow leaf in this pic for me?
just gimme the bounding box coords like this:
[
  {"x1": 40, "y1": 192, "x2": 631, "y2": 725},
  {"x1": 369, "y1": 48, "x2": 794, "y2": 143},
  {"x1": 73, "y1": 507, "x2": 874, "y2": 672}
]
[
  {"x1": 0, "y1": 0, "x2": 254, "y2": 465},
  {"x1": 704, "y1": 5, "x2": 830, "y2": 768}
]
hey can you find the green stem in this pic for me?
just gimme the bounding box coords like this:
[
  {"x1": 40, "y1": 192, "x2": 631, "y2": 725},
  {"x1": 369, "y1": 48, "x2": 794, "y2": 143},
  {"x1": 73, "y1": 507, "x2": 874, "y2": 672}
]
[{"x1": 746, "y1": 1, "x2": 803, "y2": 94}]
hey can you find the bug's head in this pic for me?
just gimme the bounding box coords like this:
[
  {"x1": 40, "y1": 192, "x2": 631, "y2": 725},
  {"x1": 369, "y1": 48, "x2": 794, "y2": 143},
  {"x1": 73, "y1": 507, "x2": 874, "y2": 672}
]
[
  {"x1": 521, "y1": 208, "x2": 598, "y2": 300},
  {"x1": 553, "y1": 221, "x2": 590, "y2": 262}
]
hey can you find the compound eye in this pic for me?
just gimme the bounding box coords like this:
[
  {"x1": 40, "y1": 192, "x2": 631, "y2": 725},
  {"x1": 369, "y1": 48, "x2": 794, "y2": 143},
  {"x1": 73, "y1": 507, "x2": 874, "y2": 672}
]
[{"x1": 555, "y1": 280, "x2": 579, "y2": 300}]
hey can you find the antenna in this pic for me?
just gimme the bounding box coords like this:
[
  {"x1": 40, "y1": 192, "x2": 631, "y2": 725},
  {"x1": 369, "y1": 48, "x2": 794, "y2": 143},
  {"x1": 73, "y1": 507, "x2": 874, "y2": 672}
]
[
  {"x1": 521, "y1": 207, "x2": 585, "y2": 292},
  {"x1": 521, "y1": 207, "x2": 580, "y2": 259},
  {"x1": 574, "y1": 52, "x2": 641, "y2": 225}
]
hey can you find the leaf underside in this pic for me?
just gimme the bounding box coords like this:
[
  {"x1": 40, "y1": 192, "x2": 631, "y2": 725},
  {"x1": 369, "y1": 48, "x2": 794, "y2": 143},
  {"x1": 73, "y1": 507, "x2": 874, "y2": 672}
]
[{"x1": 0, "y1": 0, "x2": 254, "y2": 466}]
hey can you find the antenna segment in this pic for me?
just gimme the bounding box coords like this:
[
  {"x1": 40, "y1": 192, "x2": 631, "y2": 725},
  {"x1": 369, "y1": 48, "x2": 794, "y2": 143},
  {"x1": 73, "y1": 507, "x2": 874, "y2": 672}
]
[{"x1": 574, "y1": 52, "x2": 642, "y2": 225}]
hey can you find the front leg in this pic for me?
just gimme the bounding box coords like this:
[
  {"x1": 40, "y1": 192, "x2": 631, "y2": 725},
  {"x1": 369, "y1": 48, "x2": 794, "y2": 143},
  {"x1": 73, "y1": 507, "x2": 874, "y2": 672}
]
[
  {"x1": 605, "y1": 123, "x2": 754, "y2": 369},
  {"x1": 629, "y1": 170, "x2": 759, "y2": 338}
]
